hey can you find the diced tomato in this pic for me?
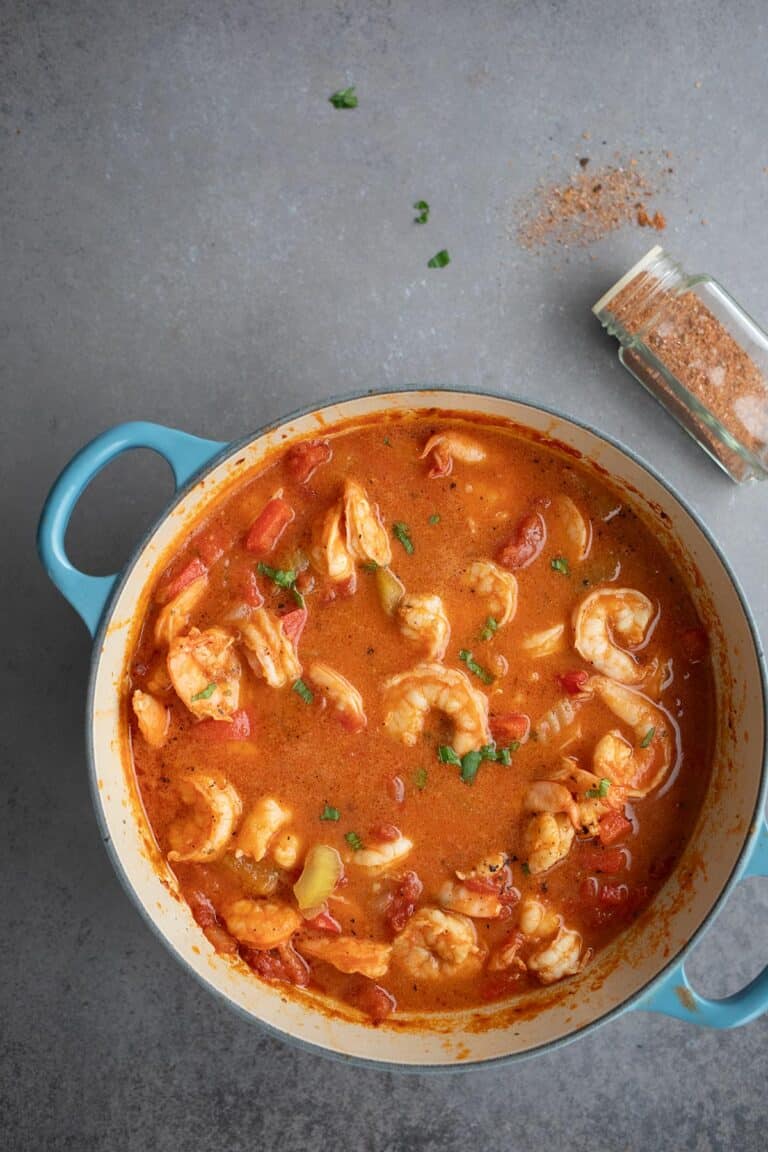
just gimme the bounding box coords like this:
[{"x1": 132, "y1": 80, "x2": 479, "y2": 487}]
[
  {"x1": 156, "y1": 556, "x2": 207, "y2": 604},
  {"x1": 371, "y1": 823, "x2": 400, "y2": 842},
  {"x1": 194, "y1": 523, "x2": 233, "y2": 568},
  {"x1": 558, "y1": 669, "x2": 590, "y2": 695},
  {"x1": 238, "y1": 569, "x2": 265, "y2": 607},
  {"x1": 598, "y1": 810, "x2": 633, "y2": 845},
  {"x1": 580, "y1": 847, "x2": 627, "y2": 874},
  {"x1": 304, "y1": 910, "x2": 342, "y2": 934},
  {"x1": 242, "y1": 942, "x2": 310, "y2": 987},
  {"x1": 281, "y1": 607, "x2": 307, "y2": 647},
  {"x1": 497, "y1": 511, "x2": 546, "y2": 570},
  {"x1": 490, "y1": 712, "x2": 531, "y2": 744},
  {"x1": 680, "y1": 626, "x2": 709, "y2": 664},
  {"x1": 192, "y1": 709, "x2": 252, "y2": 742},
  {"x1": 320, "y1": 574, "x2": 357, "y2": 604},
  {"x1": 386, "y1": 871, "x2": 423, "y2": 932},
  {"x1": 338, "y1": 710, "x2": 367, "y2": 734},
  {"x1": 244, "y1": 497, "x2": 295, "y2": 555},
  {"x1": 187, "y1": 891, "x2": 238, "y2": 954},
  {"x1": 285, "y1": 439, "x2": 333, "y2": 484},
  {"x1": 388, "y1": 775, "x2": 405, "y2": 804},
  {"x1": 351, "y1": 980, "x2": 396, "y2": 1023},
  {"x1": 579, "y1": 876, "x2": 599, "y2": 902},
  {"x1": 600, "y1": 883, "x2": 630, "y2": 907}
]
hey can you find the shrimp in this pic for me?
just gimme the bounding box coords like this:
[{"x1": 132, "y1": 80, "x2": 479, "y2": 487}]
[
  {"x1": 551, "y1": 758, "x2": 625, "y2": 837},
  {"x1": 523, "y1": 781, "x2": 580, "y2": 827},
  {"x1": 462, "y1": 560, "x2": 518, "y2": 628},
  {"x1": 154, "y1": 574, "x2": 208, "y2": 646},
  {"x1": 240, "y1": 607, "x2": 302, "y2": 689},
  {"x1": 420, "y1": 432, "x2": 486, "y2": 479},
  {"x1": 521, "y1": 623, "x2": 565, "y2": 658},
  {"x1": 307, "y1": 662, "x2": 367, "y2": 731},
  {"x1": 271, "y1": 828, "x2": 302, "y2": 869},
  {"x1": 382, "y1": 662, "x2": 490, "y2": 756},
  {"x1": 236, "y1": 796, "x2": 292, "y2": 862},
  {"x1": 555, "y1": 495, "x2": 592, "y2": 562},
  {"x1": 522, "y1": 813, "x2": 575, "y2": 875},
  {"x1": 518, "y1": 897, "x2": 560, "y2": 939},
  {"x1": 167, "y1": 627, "x2": 242, "y2": 719},
  {"x1": 167, "y1": 774, "x2": 243, "y2": 863},
  {"x1": 297, "y1": 935, "x2": 392, "y2": 979},
  {"x1": 397, "y1": 594, "x2": 451, "y2": 660},
  {"x1": 573, "y1": 588, "x2": 655, "y2": 684},
  {"x1": 521, "y1": 782, "x2": 579, "y2": 874},
  {"x1": 590, "y1": 675, "x2": 676, "y2": 797},
  {"x1": 528, "y1": 927, "x2": 585, "y2": 985},
  {"x1": 439, "y1": 854, "x2": 516, "y2": 919},
  {"x1": 131, "y1": 689, "x2": 169, "y2": 748},
  {"x1": 353, "y1": 835, "x2": 413, "y2": 871},
  {"x1": 391, "y1": 908, "x2": 485, "y2": 980},
  {"x1": 311, "y1": 503, "x2": 356, "y2": 583},
  {"x1": 223, "y1": 898, "x2": 301, "y2": 949},
  {"x1": 344, "y1": 479, "x2": 392, "y2": 567},
  {"x1": 534, "y1": 695, "x2": 584, "y2": 744}
]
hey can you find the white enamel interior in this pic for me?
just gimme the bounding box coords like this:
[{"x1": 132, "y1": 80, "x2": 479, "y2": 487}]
[{"x1": 90, "y1": 391, "x2": 764, "y2": 1067}]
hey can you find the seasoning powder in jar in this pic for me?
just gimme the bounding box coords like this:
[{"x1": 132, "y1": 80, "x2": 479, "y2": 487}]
[{"x1": 593, "y1": 246, "x2": 768, "y2": 482}]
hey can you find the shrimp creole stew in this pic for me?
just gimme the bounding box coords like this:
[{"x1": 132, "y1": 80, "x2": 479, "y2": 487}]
[{"x1": 127, "y1": 415, "x2": 713, "y2": 1022}]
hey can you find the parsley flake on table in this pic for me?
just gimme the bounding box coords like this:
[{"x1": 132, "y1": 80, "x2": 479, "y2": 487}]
[
  {"x1": 427, "y1": 249, "x2": 450, "y2": 268},
  {"x1": 414, "y1": 199, "x2": 430, "y2": 224},
  {"x1": 329, "y1": 86, "x2": 358, "y2": 109}
]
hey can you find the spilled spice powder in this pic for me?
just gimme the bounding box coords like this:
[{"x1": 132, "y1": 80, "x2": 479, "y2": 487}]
[{"x1": 517, "y1": 162, "x2": 666, "y2": 250}]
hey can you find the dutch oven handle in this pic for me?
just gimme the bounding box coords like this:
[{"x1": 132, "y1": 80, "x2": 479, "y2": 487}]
[
  {"x1": 37, "y1": 422, "x2": 227, "y2": 636},
  {"x1": 633, "y1": 814, "x2": 768, "y2": 1028}
]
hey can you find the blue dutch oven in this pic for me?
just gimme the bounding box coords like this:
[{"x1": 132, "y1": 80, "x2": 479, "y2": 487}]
[{"x1": 38, "y1": 390, "x2": 768, "y2": 1068}]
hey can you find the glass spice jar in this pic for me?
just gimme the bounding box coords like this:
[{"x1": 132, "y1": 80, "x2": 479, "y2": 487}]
[{"x1": 593, "y1": 245, "x2": 768, "y2": 482}]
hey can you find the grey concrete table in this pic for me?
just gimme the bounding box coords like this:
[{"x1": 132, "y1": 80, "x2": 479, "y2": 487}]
[{"x1": 3, "y1": 2, "x2": 767, "y2": 1148}]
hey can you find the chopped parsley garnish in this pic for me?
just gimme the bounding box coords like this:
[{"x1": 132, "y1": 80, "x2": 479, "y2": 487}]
[
  {"x1": 329, "y1": 86, "x2": 358, "y2": 109},
  {"x1": 428, "y1": 513, "x2": 441, "y2": 525},
  {"x1": 480, "y1": 615, "x2": 498, "y2": 641},
  {"x1": 191, "y1": 682, "x2": 216, "y2": 702},
  {"x1": 362, "y1": 560, "x2": 379, "y2": 573},
  {"x1": 586, "y1": 777, "x2": 611, "y2": 799},
  {"x1": 257, "y1": 561, "x2": 305, "y2": 607},
  {"x1": 383, "y1": 437, "x2": 391, "y2": 446},
  {"x1": 414, "y1": 199, "x2": 430, "y2": 224},
  {"x1": 320, "y1": 804, "x2": 340, "y2": 822},
  {"x1": 458, "y1": 648, "x2": 494, "y2": 684},
  {"x1": 427, "y1": 249, "x2": 450, "y2": 268},
  {"x1": 459, "y1": 750, "x2": 482, "y2": 785},
  {"x1": 392, "y1": 521, "x2": 414, "y2": 555},
  {"x1": 438, "y1": 745, "x2": 462, "y2": 766},
  {"x1": 640, "y1": 727, "x2": 655, "y2": 748},
  {"x1": 345, "y1": 831, "x2": 364, "y2": 851},
  {"x1": 292, "y1": 678, "x2": 313, "y2": 704},
  {"x1": 438, "y1": 741, "x2": 514, "y2": 785},
  {"x1": 521, "y1": 862, "x2": 531, "y2": 876},
  {"x1": 414, "y1": 767, "x2": 428, "y2": 790},
  {"x1": 551, "y1": 556, "x2": 570, "y2": 576}
]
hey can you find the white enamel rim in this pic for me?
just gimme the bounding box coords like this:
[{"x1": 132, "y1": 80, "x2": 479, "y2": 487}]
[{"x1": 87, "y1": 388, "x2": 766, "y2": 1069}]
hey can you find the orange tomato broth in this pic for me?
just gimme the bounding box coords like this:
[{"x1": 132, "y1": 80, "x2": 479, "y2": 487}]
[{"x1": 127, "y1": 415, "x2": 714, "y2": 1018}]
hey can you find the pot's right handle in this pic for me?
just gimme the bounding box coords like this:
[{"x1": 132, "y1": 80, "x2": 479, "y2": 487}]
[
  {"x1": 634, "y1": 815, "x2": 768, "y2": 1028},
  {"x1": 38, "y1": 421, "x2": 227, "y2": 636}
]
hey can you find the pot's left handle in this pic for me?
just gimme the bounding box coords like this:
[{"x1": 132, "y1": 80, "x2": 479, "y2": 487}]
[
  {"x1": 631, "y1": 815, "x2": 768, "y2": 1029},
  {"x1": 38, "y1": 421, "x2": 227, "y2": 636}
]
